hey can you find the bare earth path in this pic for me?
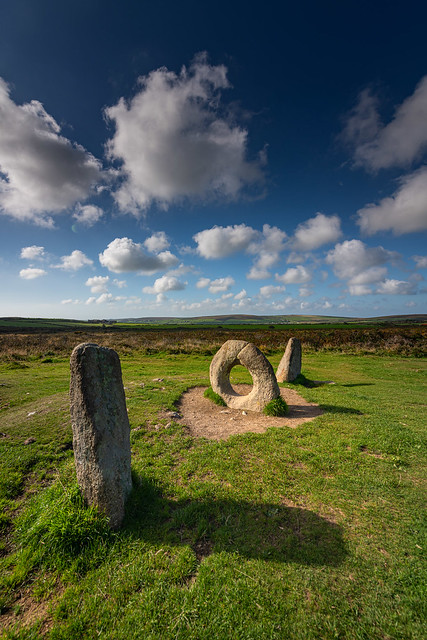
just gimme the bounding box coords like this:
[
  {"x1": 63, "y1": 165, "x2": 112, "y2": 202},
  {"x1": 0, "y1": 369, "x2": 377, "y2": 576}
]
[{"x1": 177, "y1": 384, "x2": 323, "y2": 440}]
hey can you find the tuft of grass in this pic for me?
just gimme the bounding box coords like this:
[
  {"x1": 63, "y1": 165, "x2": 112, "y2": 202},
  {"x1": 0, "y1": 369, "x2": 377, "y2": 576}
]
[
  {"x1": 203, "y1": 386, "x2": 226, "y2": 406},
  {"x1": 15, "y1": 481, "x2": 112, "y2": 570},
  {"x1": 263, "y1": 396, "x2": 288, "y2": 416}
]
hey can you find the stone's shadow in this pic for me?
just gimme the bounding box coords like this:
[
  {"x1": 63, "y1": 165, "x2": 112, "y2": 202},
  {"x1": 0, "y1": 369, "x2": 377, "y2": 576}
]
[
  {"x1": 341, "y1": 383, "x2": 375, "y2": 388},
  {"x1": 123, "y1": 476, "x2": 347, "y2": 567},
  {"x1": 319, "y1": 404, "x2": 363, "y2": 415}
]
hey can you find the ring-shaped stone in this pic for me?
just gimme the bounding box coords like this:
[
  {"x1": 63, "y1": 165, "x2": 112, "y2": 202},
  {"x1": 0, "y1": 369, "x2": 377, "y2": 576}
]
[{"x1": 209, "y1": 340, "x2": 280, "y2": 412}]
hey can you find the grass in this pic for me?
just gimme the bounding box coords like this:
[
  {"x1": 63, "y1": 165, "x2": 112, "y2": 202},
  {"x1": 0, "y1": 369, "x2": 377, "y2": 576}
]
[
  {"x1": 203, "y1": 387, "x2": 226, "y2": 406},
  {"x1": 0, "y1": 341, "x2": 426, "y2": 638},
  {"x1": 263, "y1": 397, "x2": 288, "y2": 416}
]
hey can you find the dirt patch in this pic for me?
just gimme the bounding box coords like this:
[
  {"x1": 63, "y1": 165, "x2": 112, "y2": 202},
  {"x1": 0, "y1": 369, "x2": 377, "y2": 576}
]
[
  {"x1": 0, "y1": 584, "x2": 63, "y2": 636},
  {"x1": 176, "y1": 385, "x2": 323, "y2": 440}
]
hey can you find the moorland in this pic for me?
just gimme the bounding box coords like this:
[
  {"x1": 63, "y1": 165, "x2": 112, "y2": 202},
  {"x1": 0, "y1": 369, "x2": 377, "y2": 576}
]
[{"x1": 0, "y1": 317, "x2": 426, "y2": 638}]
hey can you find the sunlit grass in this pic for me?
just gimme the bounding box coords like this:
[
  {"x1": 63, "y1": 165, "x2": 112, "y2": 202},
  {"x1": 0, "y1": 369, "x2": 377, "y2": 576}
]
[{"x1": 0, "y1": 344, "x2": 425, "y2": 638}]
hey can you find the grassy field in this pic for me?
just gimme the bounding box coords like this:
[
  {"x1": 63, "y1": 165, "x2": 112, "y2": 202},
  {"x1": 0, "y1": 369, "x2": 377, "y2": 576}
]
[{"x1": 0, "y1": 335, "x2": 426, "y2": 638}]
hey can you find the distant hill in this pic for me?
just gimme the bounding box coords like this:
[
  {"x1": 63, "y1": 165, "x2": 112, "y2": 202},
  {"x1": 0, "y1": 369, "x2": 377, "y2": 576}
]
[
  {"x1": 0, "y1": 313, "x2": 426, "y2": 332},
  {"x1": 116, "y1": 313, "x2": 427, "y2": 325}
]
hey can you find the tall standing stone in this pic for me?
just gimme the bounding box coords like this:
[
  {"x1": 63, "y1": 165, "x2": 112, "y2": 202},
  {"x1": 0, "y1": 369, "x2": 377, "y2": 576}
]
[
  {"x1": 70, "y1": 343, "x2": 132, "y2": 529},
  {"x1": 276, "y1": 337, "x2": 302, "y2": 382}
]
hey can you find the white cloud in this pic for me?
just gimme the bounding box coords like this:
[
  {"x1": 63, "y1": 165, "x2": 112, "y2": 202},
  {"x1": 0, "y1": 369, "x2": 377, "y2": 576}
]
[
  {"x1": 85, "y1": 293, "x2": 126, "y2": 305},
  {"x1": 292, "y1": 213, "x2": 342, "y2": 251},
  {"x1": 20, "y1": 245, "x2": 45, "y2": 260},
  {"x1": 73, "y1": 204, "x2": 104, "y2": 227},
  {"x1": 105, "y1": 53, "x2": 263, "y2": 214},
  {"x1": 299, "y1": 286, "x2": 313, "y2": 298},
  {"x1": 196, "y1": 277, "x2": 211, "y2": 289},
  {"x1": 142, "y1": 275, "x2": 186, "y2": 295},
  {"x1": 56, "y1": 250, "x2": 93, "y2": 271},
  {"x1": 113, "y1": 278, "x2": 127, "y2": 288},
  {"x1": 234, "y1": 289, "x2": 247, "y2": 300},
  {"x1": 348, "y1": 283, "x2": 373, "y2": 296},
  {"x1": 275, "y1": 265, "x2": 311, "y2": 284},
  {"x1": 194, "y1": 223, "x2": 258, "y2": 258},
  {"x1": 413, "y1": 255, "x2": 427, "y2": 269},
  {"x1": 376, "y1": 279, "x2": 416, "y2": 295},
  {"x1": 357, "y1": 168, "x2": 427, "y2": 235},
  {"x1": 19, "y1": 267, "x2": 47, "y2": 279},
  {"x1": 342, "y1": 76, "x2": 427, "y2": 171},
  {"x1": 61, "y1": 298, "x2": 81, "y2": 305},
  {"x1": 247, "y1": 224, "x2": 287, "y2": 279},
  {"x1": 326, "y1": 239, "x2": 400, "y2": 295},
  {"x1": 143, "y1": 231, "x2": 170, "y2": 253},
  {"x1": 259, "y1": 285, "x2": 285, "y2": 298},
  {"x1": 194, "y1": 222, "x2": 287, "y2": 280},
  {"x1": 208, "y1": 276, "x2": 235, "y2": 293},
  {"x1": 86, "y1": 275, "x2": 110, "y2": 293},
  {"x1": 0, "y1": 77, "x2": 102, "y2": 225},
  {"x1": 99, "y1": 237, "x2": 179, "y2": 274},
  {"x1": 326, "y1": 240, "x2": 397, "y2": 280}
]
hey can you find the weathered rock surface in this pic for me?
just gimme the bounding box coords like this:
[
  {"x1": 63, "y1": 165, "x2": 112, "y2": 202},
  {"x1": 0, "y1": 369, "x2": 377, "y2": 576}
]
[
  {"x1": 209, "y1": 340, "x2": 280, "y2": 412},
  {"x1": 276, "y1": 337, "x2": 302, "y2": 382},
  {"x1": 70, "y1": 343, "x2": 132, "y2": 529}
]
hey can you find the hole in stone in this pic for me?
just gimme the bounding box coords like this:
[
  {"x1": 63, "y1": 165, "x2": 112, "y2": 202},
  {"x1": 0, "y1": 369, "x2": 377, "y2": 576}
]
[{"x1": 229, "y1": 364, "x2": 253, "y2": 396}]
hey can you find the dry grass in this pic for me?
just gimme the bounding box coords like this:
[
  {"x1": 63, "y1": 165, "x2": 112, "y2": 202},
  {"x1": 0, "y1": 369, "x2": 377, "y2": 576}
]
[{"x1": 0, "y1": 325, "x2": 425, "y2": 362}]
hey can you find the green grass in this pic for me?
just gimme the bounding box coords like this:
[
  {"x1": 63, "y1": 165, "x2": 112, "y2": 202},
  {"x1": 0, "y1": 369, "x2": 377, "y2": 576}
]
[
  {"x1": 203, "y1": 386, "x2": 227, "y2": 406},
  {"x1": 0, "y1": 349, "x2": 426, "y2": 638},
  {"x1": 263, "y1": 397, "x2": 288, "y2": 416}
]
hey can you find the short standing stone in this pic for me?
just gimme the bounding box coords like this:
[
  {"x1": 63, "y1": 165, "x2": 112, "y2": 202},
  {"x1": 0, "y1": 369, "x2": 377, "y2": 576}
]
[
  {"x1": 210, "y1": 339, "x2": 280, "y2": 412},
  {"x1": 276, "y1": 337, "x2": 302, "y2": 382},
  {"x1": 70, "y1": 343, "x2": 132, "y2": 529}
]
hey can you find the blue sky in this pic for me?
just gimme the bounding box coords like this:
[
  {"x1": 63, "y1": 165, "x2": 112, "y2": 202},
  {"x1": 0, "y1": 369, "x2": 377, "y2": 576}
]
[{"x1": 1, "y1": 0, "x2": 427, "y2": 319}]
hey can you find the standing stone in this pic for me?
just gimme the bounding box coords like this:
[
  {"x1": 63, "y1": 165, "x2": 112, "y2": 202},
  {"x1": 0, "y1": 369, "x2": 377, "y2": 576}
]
[
  {"x1": 276, "y1": 337, "x2": 302, "y2": 382},
  {"x1": 210, "y1": 340, "x2": 280, "y2": 412},
  {"x1": 70, "y1": 343, "x2": 132, "y2": 529}
]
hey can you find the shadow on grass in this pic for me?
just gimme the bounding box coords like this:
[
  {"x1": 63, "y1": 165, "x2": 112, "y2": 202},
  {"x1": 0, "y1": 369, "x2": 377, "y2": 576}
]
[
  {"x1": 341, "y1": 383, "x2": 374, "y2": 388},
  {"x1": 122, "y1": 475, "x2": 347, "y2": 567},
  {"x1": 319, "y1": 404, "x2": 363, "y2": 415}
]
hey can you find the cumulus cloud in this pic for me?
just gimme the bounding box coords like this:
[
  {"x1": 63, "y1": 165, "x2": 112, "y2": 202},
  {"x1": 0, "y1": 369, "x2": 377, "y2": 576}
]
[
  {"x1": 0, "y1": 78, "x2": 102, "y2": 225},
  {"x1": 259, "y1": 285, "x2": 285, "y2": 298},
  {"x1": 413, "y1": 255, "x2": 427, "y2": 269},
  {"x1": 86, "y1": 275, "x2": 110, "y2": 293},
  {"x1": 86, "y1": 293, "x2": 126, "y2": 305},
  {"x1": 20, "y1": 245, "x2": 45, "y2": 260},
  {"x1": 142, "y1": 275, "x2": 186, "y2": 295},
  {"x1": 194, "y1": 223, "x2": 287, "y2": 280},
  {"x1": 105, "y1": 54, "x2": 264, "y2": 214},
  {"x1": 292, "y1": 213, "x2": 342, "y2": 251},
  {"x1": 299, "y1": 286, "x2": 313, "y2": 298},
  {"x1": 19, "y1": 267, "x2": 47, "y2": 279},
  {"x1": 275, "y1": 265, "x2": 311, "y2": 284},
  {"x1": 234, "y1": 289, "x2": 247, "y2": 300},
  {"x1": 143, "y1": 231, "x2": 170, "y2": 253},
  {"x1": 196, "y1": 275, "x2": 235, "y2": 293},
  {"x1": 247, "y1": 224, "x2": 287, "y2": 279},
  {"x1": 326, "y1": 240, "x2": 397, "y2": 280},
  {"x1": 73, "y1": 204, "x2": 104, "y2": 227},
  {"x1": 99, "y1": 237, "x2": 179, "y2": 274},
  {"x1": 196, "y1": 277, "x2": 211, "y2": 289},
  {"x1": 326, "y1": 239, "x2": 400, "y2": 294},
  {"x1": 357, "y1": 167, "x2": 427, "y2": 235},
  {"x1": 194, "y1": 223, "x2": 258, "y2": 259},
  {"x1": 207, "y1": 276, "x2": 235, "y2": 293},
  {"x1": 113, "y1": 278, "x2": 127, "y2": 288},
  {"x1": 341, "y1": 76, "x2": 427, "y2": 171},
  {"x1": 376, "y1": 279, "x2": 416, "y2": 295},
  {"x1": 56, "y1": 250, "x2": 93, "y2": 271}
]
